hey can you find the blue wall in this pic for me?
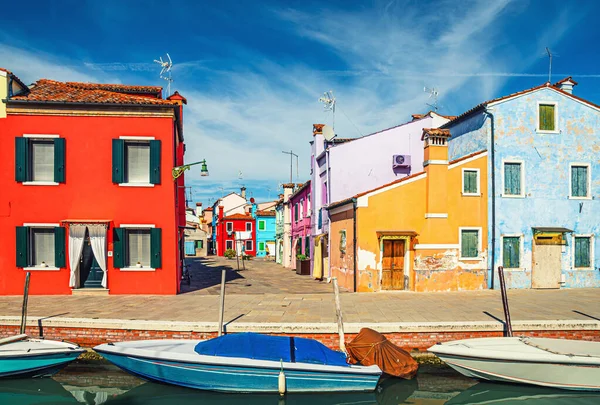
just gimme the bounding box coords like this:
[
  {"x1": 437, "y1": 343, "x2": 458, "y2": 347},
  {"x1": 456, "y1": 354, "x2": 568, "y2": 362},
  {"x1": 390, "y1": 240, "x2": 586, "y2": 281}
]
[
  {"x1": 256, "y1": 215, "x2": 276, "y2": 257},
  {"x1": 448, "y1": 86, "x2": 600, "y2": 289}
]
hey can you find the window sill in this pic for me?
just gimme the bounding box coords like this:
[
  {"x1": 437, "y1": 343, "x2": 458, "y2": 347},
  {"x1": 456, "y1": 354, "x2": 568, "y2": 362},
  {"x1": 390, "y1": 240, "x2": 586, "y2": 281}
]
[
  {"x1": 23, "y1": 266, "x2": 60, "y2": 271},
  {"x1": 22, "y1": 181, "x2": 59, "y2": 186},
  {"x1": 462, "y1": 193, "x2": 481, "y2": 197},
  {"x1": 459, "y1": 257, "x2": 484, "y2": 261},
  {"x1": 503, "y1": 267, "x2": 525, "y2": 272},
  {"x1": 501, "y1": 194, "x2": 525, "y2": 199},
  {"x1": 536, "y1": 129, "x2": 560, "y2": 134},
  {"x1": 118, "y1": 183, "x2": 155, "y2": 188},
  {"x1": 573, "y1": 267, "x2": 594, "y2": 271},
  {"x1": 120, "y1": 267, "x2": 156, "y2": 271},
  {"x1": 569, "y1": 196, "x2": 592, "y2": 200}
]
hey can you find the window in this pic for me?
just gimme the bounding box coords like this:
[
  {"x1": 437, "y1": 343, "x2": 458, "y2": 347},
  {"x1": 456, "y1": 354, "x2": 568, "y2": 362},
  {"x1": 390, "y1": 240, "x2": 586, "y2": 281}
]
[
  {"x1": 322, "y1": 182, "x2": 328, "y2": 205},
  {"x1": 259, "y1": 242, "x2": 265, "y2": 251},
  {"x1": 16, "y1": 225, "x2": 66, "y2": 269},
  {"x1": 258, "y1": 220, "x2": 266, "y2": 231},
  {"x1": 297, "y1": 238, "x2": 302, "y2": 255},
  {"x1": 574, "y1": 236, "x2": 592, "y2": 268},
  {"x1": 339, "y1": 230, "x2": 347, "y2": 254},
  {"x1": 460, "y1": 228, "x2": 480, "y2": 259},
  {"x1": 226, "y1": 240, "x2": 233, "y2": 250},
  {"x1": 15, "y1": 137, "x2": 65, "y2": 184},
  {"x1": 245, "y1": 240, "x2": 253, "y2": 251},
  {"x1": 113, "y1": 227, "x2": 161, "y2": 269},
  {"x1": 502, "y1": 236, "x2": 521, "y2": 268},
  {"x1": 294, "y1": 204, "x2": 299, "y2": 222},
  {"x1": 226, "y1": 222, "x2": 233, "y2": 233},
  {"x1": 246, "y1": 222, "x2": 252, "y2": 232},
  {"x1": 112, "y1": 139, "x2": 161, "y2": 185},
  {"x1": 503, "y1": 162, "x2": 523, "y2": 197},
  {"x1": 462, "y1": 169, "x2": 479, "y2": 195},
  {"x1": 196, "y1": 240, "x2": 204, "y2": 249},
  {"x1": 299, "y1": 199, "x2": 304, "y2": 219},
  {"x1": 305, "y1": 237, "x2": 310, "y2": 257},
  {"x1": 570, "y1": 164, "x2": 590, "y2": 198},
  {"x1": 538, "y1": 103, "x2": 556, "y2": 132}
]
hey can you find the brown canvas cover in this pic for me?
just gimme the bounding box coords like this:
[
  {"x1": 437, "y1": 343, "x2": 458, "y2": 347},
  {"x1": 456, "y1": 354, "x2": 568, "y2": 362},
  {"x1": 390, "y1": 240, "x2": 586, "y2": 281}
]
[{"x1": 346, "y1": 328, "x2": 418, "y2": 379}]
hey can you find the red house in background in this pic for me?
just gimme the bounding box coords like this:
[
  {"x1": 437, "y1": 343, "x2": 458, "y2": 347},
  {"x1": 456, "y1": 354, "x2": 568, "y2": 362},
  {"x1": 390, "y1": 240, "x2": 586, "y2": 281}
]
[
  {"x1": 0, "y1": 68, "x2": 187, "y2": 295},
  {"x1": 215, "y1": 207, "x2": 256, "y2": 256}
]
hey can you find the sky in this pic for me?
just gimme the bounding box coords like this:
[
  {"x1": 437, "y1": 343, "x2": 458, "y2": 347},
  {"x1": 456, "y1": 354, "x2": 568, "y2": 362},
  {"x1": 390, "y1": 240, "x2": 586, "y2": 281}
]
[{"x1": 2, "y1": 0, "x2": 600, "y2": 207}]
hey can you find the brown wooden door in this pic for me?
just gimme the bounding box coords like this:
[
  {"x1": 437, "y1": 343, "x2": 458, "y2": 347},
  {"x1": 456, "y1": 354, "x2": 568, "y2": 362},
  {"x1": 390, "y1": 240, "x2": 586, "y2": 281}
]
[{"x1": 382, "y1": 240, "x2": 405, "y2": 290}]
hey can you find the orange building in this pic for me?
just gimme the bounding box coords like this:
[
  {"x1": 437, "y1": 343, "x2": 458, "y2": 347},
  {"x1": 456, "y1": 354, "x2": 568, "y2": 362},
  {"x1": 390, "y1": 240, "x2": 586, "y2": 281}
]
[{"x1": 328, "y1": 129, "x2": 488, "y2": 292}]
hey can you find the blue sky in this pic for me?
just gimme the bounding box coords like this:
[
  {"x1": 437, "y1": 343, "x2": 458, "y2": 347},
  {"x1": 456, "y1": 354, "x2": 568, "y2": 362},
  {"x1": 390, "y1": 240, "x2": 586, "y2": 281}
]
[{"x1": 2, "y1": 0, "x2": 600, "y2": 207}]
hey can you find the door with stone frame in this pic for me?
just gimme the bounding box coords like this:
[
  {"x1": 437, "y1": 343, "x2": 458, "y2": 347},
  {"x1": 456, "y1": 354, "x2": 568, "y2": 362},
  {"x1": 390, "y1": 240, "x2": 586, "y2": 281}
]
[
  {"x1": 80, "y1": 230, "x2": 103, "y2": 288},
  {"x1": 382, "y1": 239, "x2": 406, "y2": 290},
  {"x1": 532, "y1": 239, "x2": 562, "y2": 289}
]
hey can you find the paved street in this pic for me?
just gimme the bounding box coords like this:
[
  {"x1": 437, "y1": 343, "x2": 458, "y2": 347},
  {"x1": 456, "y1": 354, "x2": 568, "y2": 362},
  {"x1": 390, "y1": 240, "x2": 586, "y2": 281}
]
[{"x1": 0, "y1": 257, "x2": 598, "y2": 325}]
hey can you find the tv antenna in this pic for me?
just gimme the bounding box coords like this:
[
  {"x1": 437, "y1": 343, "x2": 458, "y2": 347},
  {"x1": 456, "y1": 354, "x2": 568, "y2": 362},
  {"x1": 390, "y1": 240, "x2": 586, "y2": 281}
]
[
  {"x1": 238, "y1": 170, "x2": 243, "y2": 180},
  {"x1": 544, "y1": 47, "x2": 561, "y2": 83},
  {"x1": 424, "y1": 86, "x2": 439, "y2": 111},
  {"x1": 154, "y1": 53, "x2": 173, "y2": 95},
  {"x1": 319, "y1": 90, "x2": 336, "y2": 130},
  {"x1": 282, "y1": 150, "x2": 299, "y2": 183}
]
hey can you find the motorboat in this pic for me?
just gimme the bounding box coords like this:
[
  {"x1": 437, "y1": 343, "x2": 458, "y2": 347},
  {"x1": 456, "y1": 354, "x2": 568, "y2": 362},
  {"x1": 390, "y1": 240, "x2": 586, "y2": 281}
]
[
  {"x1": 0, "y1": 334, "x2": 84, "y2": 378},
  {"x1": 428, "y1": 336, "x2": 600, "y2": 391},
  {"x1": 95, "y1": 333, "x2": 382, "y2": 393}
]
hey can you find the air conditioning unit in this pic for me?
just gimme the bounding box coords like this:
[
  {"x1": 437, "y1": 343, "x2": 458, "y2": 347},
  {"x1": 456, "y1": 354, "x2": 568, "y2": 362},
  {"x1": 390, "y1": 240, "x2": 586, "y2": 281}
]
[{"x1": 392, "y1": 154, "x2": 411, "y2": 169}]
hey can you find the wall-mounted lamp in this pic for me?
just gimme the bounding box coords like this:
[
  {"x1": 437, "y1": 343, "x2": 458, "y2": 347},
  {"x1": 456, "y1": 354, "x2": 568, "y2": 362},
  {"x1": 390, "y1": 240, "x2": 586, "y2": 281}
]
[{"x1": 172, "y1": 159, "x2": 209, "y2": 180}]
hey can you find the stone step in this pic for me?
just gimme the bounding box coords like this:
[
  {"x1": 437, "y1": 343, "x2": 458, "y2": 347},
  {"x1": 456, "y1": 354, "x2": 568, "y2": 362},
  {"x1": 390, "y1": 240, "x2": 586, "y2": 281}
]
[{"x1": 71, "y1": 288, "x2": 110, "y2": 296}]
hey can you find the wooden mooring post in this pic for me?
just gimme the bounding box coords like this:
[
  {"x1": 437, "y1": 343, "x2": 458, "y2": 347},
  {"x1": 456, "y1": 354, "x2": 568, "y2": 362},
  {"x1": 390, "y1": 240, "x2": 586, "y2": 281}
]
[
  {"x1": 498, "y1": 266, "x2": 513, "y2": 337},
  {"x1": 20, "y1": 272, "x2": 31, "y2": 335},
  {"x1": 332, "y1": 277, "x2": 346, "y2": 353},
  {"x1": 218, "y1": 268, "x2": 227, "y2": 337}
]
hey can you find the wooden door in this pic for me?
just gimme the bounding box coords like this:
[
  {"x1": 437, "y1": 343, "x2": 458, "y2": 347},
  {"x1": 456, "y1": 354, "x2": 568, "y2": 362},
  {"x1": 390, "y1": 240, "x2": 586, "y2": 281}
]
[
  {"x1": 382, "y1": 240, "x2": 405, "y2": 290},
  {"x1": 80, "y1": 239, "x2": 103, "y2": 288},
  {"x1": 532, "y1": 244, "x2": 561, "y2": 289}
]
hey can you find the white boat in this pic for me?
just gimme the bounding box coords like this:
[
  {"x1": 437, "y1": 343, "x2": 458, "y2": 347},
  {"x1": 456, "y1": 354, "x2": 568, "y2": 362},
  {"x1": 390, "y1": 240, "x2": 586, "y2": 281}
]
[{"x1": 428, "y1": 336, "x2": 600, "y2": 391}]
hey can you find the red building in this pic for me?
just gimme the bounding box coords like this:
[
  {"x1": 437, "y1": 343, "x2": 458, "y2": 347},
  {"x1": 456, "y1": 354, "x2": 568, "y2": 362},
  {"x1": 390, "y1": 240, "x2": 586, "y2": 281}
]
[
  {"x1": 215, "y1": 208, "x2": 256, "y2": 256},
  {"x1": 0, "y1": 69, "x2": 187, "y2": 295}
]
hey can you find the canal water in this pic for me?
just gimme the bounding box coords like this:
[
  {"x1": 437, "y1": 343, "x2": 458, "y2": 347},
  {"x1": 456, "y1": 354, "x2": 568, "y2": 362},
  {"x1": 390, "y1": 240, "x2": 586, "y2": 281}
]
[{"x1": 1, "y1": 361, "x2": 599, "y2": 404}]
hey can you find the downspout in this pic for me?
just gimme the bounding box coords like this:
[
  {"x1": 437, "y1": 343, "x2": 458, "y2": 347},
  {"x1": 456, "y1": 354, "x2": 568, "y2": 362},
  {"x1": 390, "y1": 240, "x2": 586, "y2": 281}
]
[
  {"x1": 326, "y1": 146, "x2": 332, "y2": 279},
  {"x1": 485, "y1": 108, "x2": 496, "y2": 289},
  {"x1": 352, "y1": 198, "x2": 357, "y2": 292}
]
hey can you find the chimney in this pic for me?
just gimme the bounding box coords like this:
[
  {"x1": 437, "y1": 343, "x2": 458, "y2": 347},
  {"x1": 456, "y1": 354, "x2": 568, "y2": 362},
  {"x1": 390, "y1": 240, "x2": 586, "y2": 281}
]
[
  {"x1": 219, "y1": 205, "x2": 224, "y2": 220},
  {"x1": 241, "y1": 186, "x2": 247, "y2": 199},
  {"x1": 195, "y1": 202, "x2": 203, "y2": 216},
  {"x1": 422, "y1": 128, "x2": 451, "y2": 219},
  {"x1": 556, "y1": 77, "x2": 577, "y2": 94},
  {"x1": 282, "y1": 183, "x2": 295, "y2": 203}
]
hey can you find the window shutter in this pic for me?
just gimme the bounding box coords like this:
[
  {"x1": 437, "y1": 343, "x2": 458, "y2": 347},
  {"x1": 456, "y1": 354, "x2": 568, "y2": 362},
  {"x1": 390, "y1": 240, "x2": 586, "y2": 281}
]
[
  {"x1": 318, "y1": 208, "x2": 323, "y2": 229},
  {"x1": 305, "y1": 237, "x2": 310, "y2": 256},
  {"x1": 503, "y1": 237, "x2": 520, "y2": 268},
  {"x1": 504, "y1": 163, "x2": 521, "y2": 195},
  {"x1": 16, "y1": 226, "x2": 29, "y2": 267},
  {"x1": 539, "y1": 105, "x2": 555, "y2": 131},
  {"x1": 54, "y1": 226, "x2": 66, "y2": 267},
  {"x1": 151, "y1": 228, "x2": 162, "y2": 268},
  {"x1": 572, "y1": 166, "x2": 588, "y2": 197},
  {"x1": 464, "y1": 171, "x2": 477, "y2": 193},
  {"x1": 149, "y1": 140, "x2": 161, "y2": 185},
  {"x1": 112, "y1": 139, "x2": 125, "y2": 184},
  {"x1": 15, "y1": 137, "x2": 29, "y2": 182},
  {"x1": 461, "y1": 230, "x2": 478, "y2": 258},
  {"x1": 54, "y1": 138, "x2": 66, "y2": 183},
  {"x1": 113, "y1": 228, "x2": 125, "y2": 268},
  {"x1": 575, "y1": 237, "x2": 590, "y2": 268}
]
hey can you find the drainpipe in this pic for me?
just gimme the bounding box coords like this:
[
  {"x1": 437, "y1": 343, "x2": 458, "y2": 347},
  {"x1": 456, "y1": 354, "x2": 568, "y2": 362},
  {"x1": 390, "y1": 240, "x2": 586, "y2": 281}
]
[
  {"x1": 485, "y1": 107, "x2": 496, "y2": 289},
  {"x1": 326, "y1": 146, "x2": 332, "y2": 279},
  {"x1": 352, "y1": 198, "x2": 357, "y2": 292}
]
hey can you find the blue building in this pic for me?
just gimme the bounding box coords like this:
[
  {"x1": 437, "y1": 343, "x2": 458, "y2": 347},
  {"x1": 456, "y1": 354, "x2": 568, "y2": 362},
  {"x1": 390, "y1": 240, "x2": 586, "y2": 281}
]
[
  {"x1": 445, "y1": 77, "x2": 600, "y2": 290},
  {"x1": 255, "y1": 210, "x2": 276, "y2": 258}
]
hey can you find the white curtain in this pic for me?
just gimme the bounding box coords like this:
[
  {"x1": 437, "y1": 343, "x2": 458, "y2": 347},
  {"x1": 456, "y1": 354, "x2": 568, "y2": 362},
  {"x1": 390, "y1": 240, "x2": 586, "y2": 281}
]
[
  {"x1": 68, "y1": 224, "x2": 87, "y2": 288},
  {"x1": 88, "y1": 224, "x2": 108, "y2": 288}
]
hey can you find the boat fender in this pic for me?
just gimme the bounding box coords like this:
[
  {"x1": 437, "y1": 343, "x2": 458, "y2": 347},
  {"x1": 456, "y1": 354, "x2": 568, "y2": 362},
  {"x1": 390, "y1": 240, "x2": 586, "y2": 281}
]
[{"x1": 278, "y1": 360, "x2": 286, "y2": 396}]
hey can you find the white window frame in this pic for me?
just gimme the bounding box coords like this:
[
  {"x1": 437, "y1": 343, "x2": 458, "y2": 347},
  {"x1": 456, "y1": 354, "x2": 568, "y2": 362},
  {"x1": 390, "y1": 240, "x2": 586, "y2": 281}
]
[
  {"x1": 226, "y1": 222, "x2": 233, "y2": 233},
  {"x1": 22, "y1": 135, "x2": 60, "y2": 186},
  {"x1": 536, "y1": 101, "x2": 559, "y2": 134},
  {"x1": 572, "y1": 234, "x2": 594, "y2": 270},
  {"x1": 500, "y1": 234, "x2": 524, "y2": 271},
  {"x1": 23, "y1": 223, "x2": 61, "y2": 271},
  {"x1": 245, "y1": 240, "x2": 253, "y2": 251},
  {"x1": 258, "y1": 220, "x2": 266, "y2": 231},
  {"x1": 501, "y1": 159, "x2": 525, "y2": 198},
  {"x1": 119, "y1": 136, "x2": 155, "y2": 188},
  {"x1": 246, "y1": 222, "x2": 252, "y2": 232},
  {"x1": 226, "y1": 240, "x2": 233, "y2": 250},
  {"x1": 458, "y1": 227, "x2": 483, "y2": 261},
  {"x1": 462, "y1": 168, "x2": 480, "y2": 196},
  {"x1": 120, "y1": 224, "x2": 155, "y2": 271},
  {"x1": 569, "y1": 162, "x2": 592, "y2": 200},
  {"x1": 299, "y1": 199, "x2": 304, "y2": 219}
]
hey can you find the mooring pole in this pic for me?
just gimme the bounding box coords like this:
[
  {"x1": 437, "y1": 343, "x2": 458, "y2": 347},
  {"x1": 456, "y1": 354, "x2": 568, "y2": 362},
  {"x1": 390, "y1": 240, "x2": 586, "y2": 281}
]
[
  {"x1": 332, "y1": 277, "x2": 346, "y2": 353},
  {"x1": 498, "y1": 266, "x2": 513, "y2": 337},
  {"x1": 218, "y1": 268, "x2": 227, "y2": 337},
  {"x1": 20, "y1": 272, "x2": 31, "y2": 335},
  {"x1": 234, "y1": 233, "x2": 240, "y2": 271}
]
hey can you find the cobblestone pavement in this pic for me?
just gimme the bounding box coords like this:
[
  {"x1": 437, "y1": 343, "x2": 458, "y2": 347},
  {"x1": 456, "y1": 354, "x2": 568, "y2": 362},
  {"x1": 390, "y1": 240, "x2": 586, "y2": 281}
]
[{"x1": 0, "y1": 256, "x2": 598, "y2": 325}]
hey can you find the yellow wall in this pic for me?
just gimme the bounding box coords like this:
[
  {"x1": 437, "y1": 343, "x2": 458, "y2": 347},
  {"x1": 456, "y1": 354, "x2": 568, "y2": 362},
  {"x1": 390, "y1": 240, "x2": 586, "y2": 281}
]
[
  {"x1": 0, "y1": 71, "x2": 7, "y2": 119},
  {"x1": 329, "y1": 209, "x2": 355, "y2": 290},
  {"x1": 354, "y1": 151, "x2": 488, "y2": 292}
]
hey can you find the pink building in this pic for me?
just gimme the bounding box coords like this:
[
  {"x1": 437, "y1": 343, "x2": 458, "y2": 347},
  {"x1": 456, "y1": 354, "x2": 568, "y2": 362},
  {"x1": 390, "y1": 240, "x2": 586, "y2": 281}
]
[{"x1": 288, "y1": 181, "x2": 311, "y2": 270}]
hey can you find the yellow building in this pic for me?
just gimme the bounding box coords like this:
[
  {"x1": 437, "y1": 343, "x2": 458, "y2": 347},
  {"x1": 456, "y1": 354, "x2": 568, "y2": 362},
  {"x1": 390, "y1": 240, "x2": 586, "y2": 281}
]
[{"x1": 329, "y1": 128, "x2": 488, "y2": 292}]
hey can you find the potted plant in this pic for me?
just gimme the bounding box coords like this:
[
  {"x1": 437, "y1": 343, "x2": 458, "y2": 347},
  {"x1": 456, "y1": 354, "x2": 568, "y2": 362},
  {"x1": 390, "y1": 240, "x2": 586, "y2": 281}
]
[
  {"x1": 296, "y1": 254, "x2": 310, "y2": 275},
  {"x1": 224, "y1": 249, "x2": 236, "y2": 259},
  {"x1": 136, "y1": 261, "x2": 143, "y2": 268}
]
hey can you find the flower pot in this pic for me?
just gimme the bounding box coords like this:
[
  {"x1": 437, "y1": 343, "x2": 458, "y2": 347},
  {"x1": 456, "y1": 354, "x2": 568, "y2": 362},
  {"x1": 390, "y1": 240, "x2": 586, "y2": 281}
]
[{"x1": 296, "y1": 259, "x2": 310, "y2": 275}]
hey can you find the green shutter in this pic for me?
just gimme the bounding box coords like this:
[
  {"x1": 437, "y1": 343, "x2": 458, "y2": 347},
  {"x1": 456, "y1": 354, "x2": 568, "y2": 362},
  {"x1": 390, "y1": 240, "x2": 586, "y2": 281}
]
[
  {"x1": 259, "y1": 242, "x2": 265, "y2": 251},
  {"x1": 575, "y1": 237, "x2": 591, "y2": 268},
  {"x1": 503, "y1": 237, "x2": 520, "y2": 268},
  {"x1": 572, "y1": 166, "x2": 588, "y2": 197},
  {"x1": 112, "y1": 139, "x2": 124, "y2": 184},
  {"x1": 54, "y1": 226, "x2": 66, "y2": 268},
  {"x1": 15, "y1": 137, "x2": 29, "y2": 182},
  {"x1": 464, "y1": 170, "x2": 477, "y2": 193},
  {"x1": 461, "y1": 230, "x2": 479, "y2": 258},
  {"x1": 149, "y1": 140, "x2": 161, "y2": 185},
  {"x1": 54, "y1": 138, "x2": 66, "y2": 183},
  {"x1": 151, "y1": 228, "x2": 162, "y2": 268},
  {"x1": 539, "y1": 104, "x2": 555, "y2": 131},
  {"x1": 305, "y1": 237, "x2": 310, "y2": 257},
  {"x1": 113, "y1": 228, "x2": 125, "y2": 268},
  {"x1": 258, "y1": 220, "x2": 265, "y2": 231},
  {"x1": 16, "y1": 226, "x2": 29, "y2": 267},
  {"x1": 504, "y1": 163, "x2": 521, "y2": 195}
]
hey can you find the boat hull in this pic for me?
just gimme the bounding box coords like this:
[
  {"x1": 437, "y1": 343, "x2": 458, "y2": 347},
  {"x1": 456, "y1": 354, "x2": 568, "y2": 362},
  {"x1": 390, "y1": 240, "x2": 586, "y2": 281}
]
[
  {"x1": 0, "y1": 351, "x2": 83, "y2": 379},
  {"x1": 98, "y1": 351, "x2": 380, "y2": 393}
]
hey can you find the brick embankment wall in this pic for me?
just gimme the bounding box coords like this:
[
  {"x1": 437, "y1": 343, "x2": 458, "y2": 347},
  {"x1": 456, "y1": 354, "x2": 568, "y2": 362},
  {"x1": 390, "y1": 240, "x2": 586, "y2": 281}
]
[{"x1": 2, "y1": 325, "x2": 598, "y2": 351}]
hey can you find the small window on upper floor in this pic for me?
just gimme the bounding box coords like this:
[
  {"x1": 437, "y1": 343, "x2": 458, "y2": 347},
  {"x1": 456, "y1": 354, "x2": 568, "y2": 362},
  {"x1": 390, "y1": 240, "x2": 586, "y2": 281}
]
[
  {"x1": 503, "y1": 161, "x2": 524, "y2": 197},
  {"x1": 462, "y1": 169, "x2": 479, "y2": 196},
  {"x1": 15, "y1": 137, "x2": 65, "y2": 184},
  {"x1": 112, "y1": 139, "x2": 161, "y2": 186},
  {"x1": 570, "y1": 164, "x2": 590, "y2": 199},
  {"x1": 538, "y1": 103, "x2": 557, "y2": 132},
  {"x1": 246, "y1": 222, "x2": 252, "y2": 232}
]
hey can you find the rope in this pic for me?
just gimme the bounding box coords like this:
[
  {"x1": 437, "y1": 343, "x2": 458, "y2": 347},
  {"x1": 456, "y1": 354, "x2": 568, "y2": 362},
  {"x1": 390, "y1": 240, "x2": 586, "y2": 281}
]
[
  {"x1": 520, "y1": 337, "x2": 600, "y2": 358},
  {"x1": 349, "y1": 340, "x2": 386, "y2": 363}
]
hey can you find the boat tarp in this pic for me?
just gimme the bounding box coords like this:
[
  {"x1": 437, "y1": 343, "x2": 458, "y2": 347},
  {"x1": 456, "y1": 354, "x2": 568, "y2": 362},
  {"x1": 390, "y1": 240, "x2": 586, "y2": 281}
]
[
  {"x1": 346, "y1": 328, "x2": 418, "y2": 379},
  {"x1": 194, "y1": 333, "x2": 349, "y2": 367}
]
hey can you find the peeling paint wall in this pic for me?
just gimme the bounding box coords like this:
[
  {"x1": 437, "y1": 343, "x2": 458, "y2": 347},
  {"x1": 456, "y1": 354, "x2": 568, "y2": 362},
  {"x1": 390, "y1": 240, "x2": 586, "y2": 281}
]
[
  {"x1": 414, "y1": 249, "x2": 487, "y2": 292},
  {"x1": 329, "y1": 208, "x2": 355, "y2": 291}
]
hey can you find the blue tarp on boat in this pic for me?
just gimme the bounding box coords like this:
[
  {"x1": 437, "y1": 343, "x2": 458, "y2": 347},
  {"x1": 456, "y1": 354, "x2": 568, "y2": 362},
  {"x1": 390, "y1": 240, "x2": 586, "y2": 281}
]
[{"x1": 194, "y1": 333, "x2": 349, "y2": 367}]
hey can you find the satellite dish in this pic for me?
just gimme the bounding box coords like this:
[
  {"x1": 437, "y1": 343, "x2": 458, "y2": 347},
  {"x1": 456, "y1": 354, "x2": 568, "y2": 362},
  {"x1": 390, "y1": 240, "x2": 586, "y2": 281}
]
[{"x1": 322, "y1": 124, "x2": 336, "y2": 141}]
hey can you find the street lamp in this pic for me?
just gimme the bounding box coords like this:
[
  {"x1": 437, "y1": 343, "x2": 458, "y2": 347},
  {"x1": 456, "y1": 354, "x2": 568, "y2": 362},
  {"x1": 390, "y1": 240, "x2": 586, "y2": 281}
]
[{"x1": 172, "y1": 159, "x2": 209, "y2": 180}]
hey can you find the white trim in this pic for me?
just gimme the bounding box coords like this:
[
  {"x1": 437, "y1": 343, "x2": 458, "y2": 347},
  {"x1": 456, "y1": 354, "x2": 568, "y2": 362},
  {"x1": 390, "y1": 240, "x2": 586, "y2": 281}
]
[
  {"x1": 500, "y1": 234, "x2": 525, "y2": 271},
  {"x1": 245, "y1": 222, "x2": 253, "y2": 232},
  {"x1": 423, "y1": 160, "x2": 448, "y2": 166},
  {"x1": 356, "y1": 173, "x2": 427, "y2": 208},
  {"x1": 458, "y1": 227, "x2": 483, "y2": 261},
  {"x1": 120, "y1": 267, "x2": 156, "y2": 272},
  {"x1": 568, "y1": 163, "x2": 592, "y2": 200},
  {"x1": 119, "y1": 136, "x2": 156, "y2": 140},
  {"x1": 226, "y1": 222, "x2": 233, "y2": 233},
  {"x1": 0, "y1": 70, "x2": 6, "y2": 77},
  {"x1": 536, "y1": 100, "x2": 559, "y2": 134},
  {"x1": 23, "y1": 223, "x2": 60, "y2": 227},
  {"x1": 572, "y1": 234, "x2": 595, "y2": 270},
  {"x1": 425, "y1": 213, "x2": 448, "y2": 218},
  {"x1": 23, "y1": 134, "x2": 59, "y2": 138},
  {"x1": 118, "y1": 183, "x2": 155, "y2": 188},
  {"x1": 488, "y1": 85, "x2": 600, "y2": 114},
  {"x1": 414, "y1": 244, "x2": 459, "y2": 250},
  {"x1": 448, "y1": 151, "x2": 488, "y2": 169},
  {"x1": 22, "y1": 181, "x2": 60, "y2": 186},
  {"x1": 226, "y1": 240, "x2": 234, "y2": 250},
  {"x1": 23, "y1": 266, "x2": 60, "y2": 271},
  {"x1": 462, "y1": 168, "x2": 480, "y2": 196},
  {"x1": 119, "y1": 224, "x2": 155, "y2": 228},
  {"x1": 501, "y1": 159, "x2": 525, "y2": 198},
  {"x1": 245, "y1": 240, "x2": 253, "y2": 251}
]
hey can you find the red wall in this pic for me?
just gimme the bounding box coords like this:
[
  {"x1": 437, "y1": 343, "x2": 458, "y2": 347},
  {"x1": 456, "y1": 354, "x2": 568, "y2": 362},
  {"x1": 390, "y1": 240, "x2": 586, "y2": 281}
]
[
  {"x1": 216, "y1": 217, "x2": 256, "y2": 256},
  {"x1": 0, "y1": 114, "x2": 182, "y2": 295}
]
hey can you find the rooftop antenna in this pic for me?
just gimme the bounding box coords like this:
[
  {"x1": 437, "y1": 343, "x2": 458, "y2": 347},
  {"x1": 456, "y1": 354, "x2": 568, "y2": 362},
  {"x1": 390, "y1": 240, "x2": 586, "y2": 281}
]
[
  {"x1": 546, "y1": 47, "x2": 552, "y2": 83},
  {"x1": 424, "y1": 86, "x2": 439, "y2": 111},
  {"x1": 154, "y1": 53, "x2": 173, "y2": 96},
  {"x1": 281, "y1": 150, "x2": 299, "y2": 183},
  {"x1": 319, "y1": 90, "x2": 336, "y2": 130}
]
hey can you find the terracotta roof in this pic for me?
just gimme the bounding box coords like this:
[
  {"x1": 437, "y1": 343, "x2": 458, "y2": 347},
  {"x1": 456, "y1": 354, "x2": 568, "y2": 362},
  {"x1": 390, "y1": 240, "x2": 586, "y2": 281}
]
[
  {"x1": 0, "y1": 67, "x2": 12, "y2": 74},
  {"x1": 553, "y1": 76, "x2": 578, "y2": 86},
  {"x1": 222, "y1": 213, "x2": 252, "y2": 220},
  {"x1": 354, "y1": 170, "x2": 426, "y2": 199},
  {"x1": 423, "y1": 128, "x2": 451, "y2": 136},
  {"x1": 290, "y1": 180, "x2": 311, "y2": 199},
  {"x1": 167, "y1": 91, "x2": 187, "y2": 104},
  {"x1": 63, "y1": 82, "x2": 162, "y2": 97},
  {"x1": 204, "y1": 207, "x2": 213, "y2": 211},
  {"x1": 256, "y1": 210, "x2": 276, "y2": 217},
  {"x1": 0, "y1": 67, "x2": 28, "y2": 92},
  {"x1": 10, "y1": 79, "x2": 177, "y2": 106},
  {"x1": 448, "y1": 149, "x2": 487, "y2": 166},
  {"x1": 313, "y1": 124, "x2": 325, "y2": 135}
]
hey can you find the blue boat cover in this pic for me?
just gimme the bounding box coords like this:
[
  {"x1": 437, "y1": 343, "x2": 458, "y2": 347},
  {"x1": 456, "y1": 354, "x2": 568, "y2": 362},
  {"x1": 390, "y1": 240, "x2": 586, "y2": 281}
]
[{"x1": 194, "y1": 333, "x2": 349, "y2": 367}]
